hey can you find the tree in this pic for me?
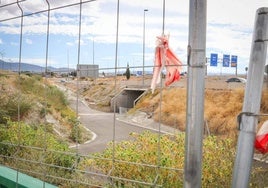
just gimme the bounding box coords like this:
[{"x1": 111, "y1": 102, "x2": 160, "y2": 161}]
[
  {"x1": 70, "y1": 71, "x2": 77, "y2": 77},
  {"x1": 125, "y1": 63, "x2": 130, "y2": 80}
]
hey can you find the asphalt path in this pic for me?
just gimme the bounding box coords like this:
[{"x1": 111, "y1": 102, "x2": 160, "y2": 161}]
[{"x1": 67, "y1": 91, "x2": 149, "y2": 155}]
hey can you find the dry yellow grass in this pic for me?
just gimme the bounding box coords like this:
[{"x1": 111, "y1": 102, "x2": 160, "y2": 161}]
[
  {"x1": 54, "y1": 75, "x2": 268, "y2": 138},
  {"x1": 205, "y1": 89, "x2": 244, "y2": 136},
  {"x1": 136, "y1": 87, "x2": 268, "y2": 137}
]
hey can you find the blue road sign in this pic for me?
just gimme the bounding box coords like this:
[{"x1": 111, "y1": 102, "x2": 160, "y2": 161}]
[
  {"x1": 137, "y1": 71, "x2": 142, "y2": 76},
  {"x1": 210, "y1": 53, "x2": 218, "y2": 66},
  {"x1": 231, "y1": 55, "x2": 238, "y2": 67},
  {"x1": 223, "y1": 54, "x2": 230, "y2": 67}
]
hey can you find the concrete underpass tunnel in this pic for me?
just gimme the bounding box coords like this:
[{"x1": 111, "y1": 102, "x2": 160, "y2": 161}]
[{"x1": 110, "y1": 88, "x2": 148, "y2": 113}]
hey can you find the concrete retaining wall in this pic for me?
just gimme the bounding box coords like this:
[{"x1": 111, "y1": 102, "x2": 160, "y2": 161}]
[{"x1": 110, "y1": 88, "x2": 147, "y2": 113}]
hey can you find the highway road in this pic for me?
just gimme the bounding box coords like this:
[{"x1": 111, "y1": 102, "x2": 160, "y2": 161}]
[{"x1": 67, "y1": 91, "x2": 149, "y2": 155}]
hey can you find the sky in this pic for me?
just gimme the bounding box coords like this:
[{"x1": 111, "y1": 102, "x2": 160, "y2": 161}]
[{"x1": 0, "y1": 0, "x2": 268, "y2": 75}]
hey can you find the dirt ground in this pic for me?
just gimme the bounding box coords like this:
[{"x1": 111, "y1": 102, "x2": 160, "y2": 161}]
[
  {"x1": 50, "y1": 74, "x2": 256, "y2": 113},
  {"x1": 56, "y1": 74, "x2": 250, "y2": 90},
  {"x1": 52, "y1": 75, "x2": 268, "y2": 166}
]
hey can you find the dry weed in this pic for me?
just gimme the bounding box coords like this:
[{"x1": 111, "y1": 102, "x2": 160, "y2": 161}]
[{"x1": 136, "y1": 87, "x2": 268, "y2": 137}]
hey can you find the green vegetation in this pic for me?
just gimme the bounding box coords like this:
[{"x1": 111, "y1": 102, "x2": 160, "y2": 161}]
[
  {"x1": 0, "y1": 73, "x2": 90, "y2": 143},
  {"x1": 0, "y1": 120, "x2": 75, "y2": 185},
  {"x1": 16, "y1": 74, "x2": 68, "y2": 111},
  {"x1": 125, "y1": 63, "x2": 130, "y2": 80},
  {"x1": 77, "y1": 131, "x2": 267, "y2": 187},
  {"x1": 0, "y1": 72, "x2": 91, "y2": 186},
  {"x1": 0, "y1": 73, "x2": 267, "y2": 187},
  {"x1": 76, "y1": 78, "x2": 268, "y2": 187},
  {"x1": 0, "y1": 92, "x2": 32, "y2": 123}
]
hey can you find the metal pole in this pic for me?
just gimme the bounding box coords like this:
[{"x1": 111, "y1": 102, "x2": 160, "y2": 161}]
[
  {"x1": 93, "y1": 37, "x2": 96, "y2": 81},
  {"x1": 265, "y1": 65, "x2": 268, "y2": 88},
  {"x1": 184, "y1": 0, "x2": 207, "y2": 187},
  {"x1": 267, "y1": 69, "x2": 268, "y2": 88},
  {"x1": 162, "y1": 0, "x2": 165, "y2": 35},
  {"x1": 232, "y1": 7, "x2": 268, "y2": 188},
  {"x1": 142, "y1": 9, "x2": 148, "y2": 87},
  {"x1": 67, "y1": 49, "x2": 69, "y2": 81}
]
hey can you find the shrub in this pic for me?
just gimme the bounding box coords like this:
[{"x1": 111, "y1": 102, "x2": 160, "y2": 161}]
[
  {"x1": 69, "y1": 122, "x2": 92, "y2": 144},
  {"x1": 80, "y1": 131, "x2": 236, "y2": 187},
  {"x1": 0, "y1": 120, "x2": 75, "y2": 185},
  {"x1": 70, "y1": 122, "x2": 83, "y2": 143},
  {"x1": 0, "y1": 92, "x2": 32, "y2": 123},
  {"x1": 15, "y1": 75, "x2": 69, "y2": 112},
  {"x1": 46, "y1": 85, "x2": 69, "y2": 110}
]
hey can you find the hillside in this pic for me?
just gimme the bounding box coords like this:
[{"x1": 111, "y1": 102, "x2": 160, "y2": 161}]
[
  {"x1": 0, "y1": 70, "x2": 91, "y2": 144},
  {"x1": 0, "y1": 60, "x2": 74, "y2": 73},
  {"x1": 136, "y1": 87, "x2": 268, "y2": 137},
  {"x1": 1, "y1": 72, "x2": 267, "y2": 187},
  {"x1": 59, "y1": 75, "x2": 268, "y2": 187},
  {"x1": 58, "y1": 75, "x2": 268, "y2": 137}
]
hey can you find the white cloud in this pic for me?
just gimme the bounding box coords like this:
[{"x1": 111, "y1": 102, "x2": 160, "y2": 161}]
[
  {"x1": 66, "y1": 42, "x2": 74, "y2": 46},
  {"x1": 25, "y1": 38, "x2": 32, "y2": 44},
  {"x1": 75, "y1": 39, "x2": 85, "y2": 45},
  {"x1": 0, "y1": 38, "x2": 2, "y2": 44},
  {"x1": 207, "y1": 0, "x2": 268, "y2": 28},
  {"x1": 1, "y1": 0, "x2": 268, "y2": 73},
  {"x1": 205, "y1": 0, "x2": 268, "y2": 72},
  {"x1": 6, "y1": 56, "x2": 58, "y2": 67},
  {"x1": 10, "y1": 42, "x2": 18, "y2": 46},
  {"x1": 19, "y1": 57, "x2": 58, "y2": 67}
]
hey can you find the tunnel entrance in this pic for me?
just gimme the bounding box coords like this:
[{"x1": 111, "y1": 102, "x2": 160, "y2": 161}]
[{"x1": 110, "y1": 87, "x2": 148, "y2": 113}]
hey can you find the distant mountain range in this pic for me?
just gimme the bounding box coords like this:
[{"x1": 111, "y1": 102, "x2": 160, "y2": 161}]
[{"x1": 0, "y1": 60, "x2": 74, "y2": 73}]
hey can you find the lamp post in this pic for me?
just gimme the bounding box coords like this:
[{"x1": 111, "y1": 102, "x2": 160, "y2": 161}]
[
  {"x1": 92, "y1": 37, "x2": 95, "y2": 79},
  {"x1": 142, "y1": 9, "x2": 148, "y2": 87}
]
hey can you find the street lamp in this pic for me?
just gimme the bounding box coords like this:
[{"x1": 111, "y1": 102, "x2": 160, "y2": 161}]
[{"x1": 142, "y1": 9, "x2": 148, "y2": 87}]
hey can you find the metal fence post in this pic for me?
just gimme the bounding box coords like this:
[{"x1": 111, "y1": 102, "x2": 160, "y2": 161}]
[
  {"x1": 184, "y1": 0, "x2": 207, "y2": 187},
  {"x1": 232, "y1": 7, "x2": 268, "y2": 188}
]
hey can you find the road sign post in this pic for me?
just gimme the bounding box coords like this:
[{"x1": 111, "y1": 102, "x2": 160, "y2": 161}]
[
  {"x1": 223, "y1": 54, "x2": 230, "y2": 67},
  {"x1": 210, "y1": 53, "x2": 218, "y2": 66},
  {"x1": 231, "y1": 55, "x2": 238, "y2": 76}
]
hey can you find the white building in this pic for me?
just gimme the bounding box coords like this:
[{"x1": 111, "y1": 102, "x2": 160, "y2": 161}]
[{"x1": 77, "y1": 64, "x2": 99, "y2": 78}]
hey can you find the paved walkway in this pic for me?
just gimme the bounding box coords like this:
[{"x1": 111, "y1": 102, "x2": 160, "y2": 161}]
[
  {"x1": 116, "y1": 111, "x2": 180, "y2": 135},
  {"x1": 55, "y1": 83, "x2": 179, "y2": 155},
  {"x1": 55, "y1": 81, "x2": 268, "y2": 165}
]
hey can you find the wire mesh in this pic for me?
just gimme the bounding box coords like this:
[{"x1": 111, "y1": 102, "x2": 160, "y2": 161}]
[
  {"x1": 0, "y1": 0, "x2": 267, "y2": 187},
  {"x1": 0, "y1": 0, "x2": 184, "y2": 187}
]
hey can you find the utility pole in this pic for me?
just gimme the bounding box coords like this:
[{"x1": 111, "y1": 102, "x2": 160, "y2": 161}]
[
  {"x1": 232, "y1": 7, "x2": 268, "y2": 188},
  {"x1": 184, "y1": 0, "x2": 207, "y2": 187}
]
